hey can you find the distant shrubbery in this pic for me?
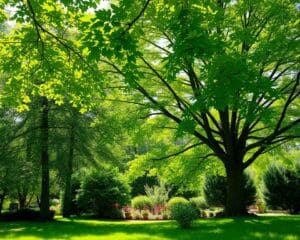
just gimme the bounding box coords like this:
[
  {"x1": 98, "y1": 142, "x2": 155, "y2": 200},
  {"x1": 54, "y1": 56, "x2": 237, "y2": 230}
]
[{"x1": 264, "y1": 165, "x2": 300, "y2": 214}]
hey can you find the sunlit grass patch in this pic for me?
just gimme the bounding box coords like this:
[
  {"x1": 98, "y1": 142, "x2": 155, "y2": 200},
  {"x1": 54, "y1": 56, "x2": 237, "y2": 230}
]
[{"x1": 0, "y1": 215, "x2": 299, "y2": 240}]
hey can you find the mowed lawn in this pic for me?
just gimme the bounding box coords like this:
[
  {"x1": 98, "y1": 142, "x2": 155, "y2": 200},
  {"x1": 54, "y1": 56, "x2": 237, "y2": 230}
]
[{"x1": 0, "y1": 215, "x2": 299, "y2": 240}]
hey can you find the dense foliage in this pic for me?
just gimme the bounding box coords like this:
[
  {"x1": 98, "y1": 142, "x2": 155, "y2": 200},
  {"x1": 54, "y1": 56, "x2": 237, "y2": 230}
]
[
  {"x1": 77, "y1": 168, "x2": 130, "y2": 218},
  {"x1": 264, "y1": 165, "x2": 300, "y2": 214},
  {"x1": 130, "y1": 175, "x2": 158, "y2": 197}
]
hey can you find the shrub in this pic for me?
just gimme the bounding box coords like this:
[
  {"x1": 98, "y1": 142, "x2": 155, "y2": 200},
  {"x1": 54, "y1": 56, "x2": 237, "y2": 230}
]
[
  {"x1": 204, "y1": 175, "x2": 226, "y2": 207},
  {"x1": 263, "y1": 165, "x2": 300, "y2": 214},
  {"x1": 170, "y1": 202, "x2": 197, "y2": 229},
  {"x1": 0, "y1": 209, "x2": 55, "y2": 221},
  {"x1": 167, "y1": 197, "x2": 188, "y2": 211},
  {"x1": 144, "y1": 179, "x2": 170, "y2": 206},
  {"x1": 204, "y1": 173, "x2": 256, "y2": 208},
  {"x1": 131, "y1": 195, "x2": 153, "y2": 210},
  {"x1": 77, "y1": 168, "x2": 130, "y2": 218}
]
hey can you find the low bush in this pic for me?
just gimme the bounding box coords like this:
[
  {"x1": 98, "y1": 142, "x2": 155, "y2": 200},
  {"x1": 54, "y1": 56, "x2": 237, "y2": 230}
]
[
  {"x1": 131, "y1": 195, "x2": 153, "y2": 210},
  {"x1": 264, "y1": 165, "x2": 300, "y2": 214},
  {"x1": 0, "y1": 209, "x2": 55, "y2": 221},
  {"x1": 170, "y1": 202, "x2": 197, "y2": 229}
]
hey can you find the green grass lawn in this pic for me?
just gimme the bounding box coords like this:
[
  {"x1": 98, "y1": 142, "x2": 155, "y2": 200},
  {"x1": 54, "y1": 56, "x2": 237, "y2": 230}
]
[{"x1": 0, "y1": 215, "x2": 299, "y2": 240}]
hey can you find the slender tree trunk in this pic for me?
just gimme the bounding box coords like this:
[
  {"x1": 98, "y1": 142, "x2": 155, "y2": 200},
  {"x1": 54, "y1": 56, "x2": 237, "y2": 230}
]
[
  {"x1": 40, "y1": 97, "x2": 50, "y2": 220},
  {"x1": 224, "y1": 161, "x2": 248, "y2": 216},
  {"x1": 62, "y1": 121, "x2": 75, "y2": 218},
  {"x1": 36, "y1": 195, "x2": 41, "y2": 208}
]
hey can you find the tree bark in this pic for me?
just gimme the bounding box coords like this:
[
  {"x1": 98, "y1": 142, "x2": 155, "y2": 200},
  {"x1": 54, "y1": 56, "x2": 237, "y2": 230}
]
[
  {"x1": 40, "y1": 97, "x2": 50, "y2": 220},
  {"x1": 224, "y1": 161, "x2": 248, "y2": 216},
  {"x1": 62, "y1": 120, "x2": 75, "y2": 218}
]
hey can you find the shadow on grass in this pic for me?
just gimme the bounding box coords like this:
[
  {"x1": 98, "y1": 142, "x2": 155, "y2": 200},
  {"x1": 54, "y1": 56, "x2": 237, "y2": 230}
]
[{"x1": 0, "y1": 215, "x2": 299, "y2": 240}]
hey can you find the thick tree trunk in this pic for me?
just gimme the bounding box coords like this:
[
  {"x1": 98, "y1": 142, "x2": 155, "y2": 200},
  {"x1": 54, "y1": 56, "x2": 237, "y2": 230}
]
[
  {"x1": 18, "y1": 194, "x2": 27, "y2": 210},
  {"x1": 62, "y1": 123, "x2": 75, "y2": 218},
  {"x1": 225, "y1": 162, "x2": 248, "y2": 216},
  {"x1": 40, "y1": 97, "x2": 50, "y2": 220}
]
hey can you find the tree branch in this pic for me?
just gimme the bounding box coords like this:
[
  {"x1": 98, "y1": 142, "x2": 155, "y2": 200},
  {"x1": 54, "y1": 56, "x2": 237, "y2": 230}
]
[
  {"x1": 126, "y1": 0, "x2": 151, "y2": 31},
  {"x1": 152, "y1": 143, "x2": 203, "y2": 161}
]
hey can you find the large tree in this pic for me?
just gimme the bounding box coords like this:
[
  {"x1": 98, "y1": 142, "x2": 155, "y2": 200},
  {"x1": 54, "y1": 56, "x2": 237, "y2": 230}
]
[
  {"x1": 0, "y1": 0, "x2": 102, "y2": 220},
  {"x1": 80, "y1": 0, "x2": 300, "y2": 216}
]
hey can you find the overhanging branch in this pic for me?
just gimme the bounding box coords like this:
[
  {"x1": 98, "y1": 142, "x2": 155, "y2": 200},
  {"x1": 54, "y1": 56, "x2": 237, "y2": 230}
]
[{"x1": 152, "y1": 143, "x2": 203, "y2": 161}]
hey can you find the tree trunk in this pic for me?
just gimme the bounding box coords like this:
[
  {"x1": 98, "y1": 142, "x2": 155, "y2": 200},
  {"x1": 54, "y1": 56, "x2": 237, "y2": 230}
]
[
  {"x1": 40, "y1": 97, "x2": 50, "y2": 220},
  {"x1": 225, "y1": 162, "x2": 248, "y2": 216},
  {"x1": 18, "y1": 193, "x2": 27, "y2": 210},
  {"x1": 0, "y1": 190, "x2": 6, "y2": 214},
  {"x1": 62, "y1": 122, "x2": 75, "y2": 218}
]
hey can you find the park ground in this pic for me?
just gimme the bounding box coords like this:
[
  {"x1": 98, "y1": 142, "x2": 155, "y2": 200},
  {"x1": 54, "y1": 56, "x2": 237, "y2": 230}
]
[{"x1": 0, "y1": 215, "x2": 299, "y2": 240}]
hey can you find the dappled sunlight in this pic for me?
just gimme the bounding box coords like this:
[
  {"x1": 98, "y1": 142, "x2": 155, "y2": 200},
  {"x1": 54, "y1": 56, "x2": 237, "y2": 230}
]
[
  {"x1": 71, "y1": 233, "x2": 171, "y2": 240},
  {"x1": 249, "y1": 232, "x2": 299, "y2": 240},
  {"x1": 0, "y1": 216, "x2": 299, "y2": 240}
]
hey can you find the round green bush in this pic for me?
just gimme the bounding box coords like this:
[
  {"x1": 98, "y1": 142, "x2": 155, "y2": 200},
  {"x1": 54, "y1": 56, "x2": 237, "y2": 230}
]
[
  {"x1": 170, "y1": 202, "x2": 197, "y2": 229},
  {"x1": 167, "y1": 197, "x2": 188, "y2": 211},
  {"x1": 131, "y1": 195, "x2": 153, "y2": 210},
  {"x1": 77, "y1": 168, "x2": 130, "y2": 218}
]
